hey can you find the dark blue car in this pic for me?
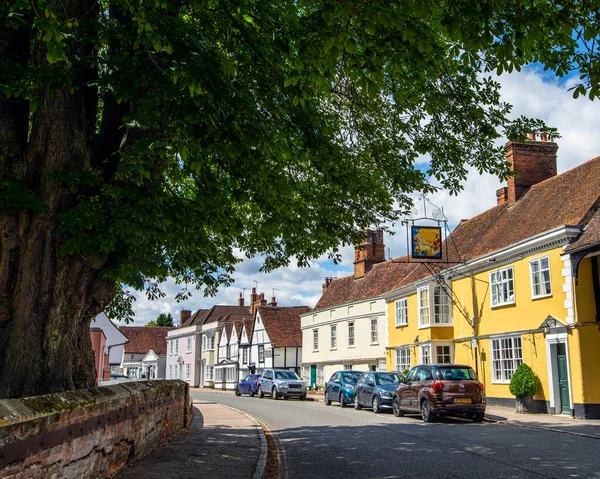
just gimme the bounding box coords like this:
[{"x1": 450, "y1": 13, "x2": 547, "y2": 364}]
[
  {"x1": 235, "y1": 373, "x2": 260, "y2": 397},
  {"x1": 324, "y1": 370, "x2": 364, "y2": 407},
  {"x1": 354, "y1": 371, "x2": 402, "y2": 413}
]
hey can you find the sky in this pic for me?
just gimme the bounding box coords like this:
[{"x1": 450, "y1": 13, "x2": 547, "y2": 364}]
[{"x1": 126, "y1": 67, "x2": 600, "y2": 326}]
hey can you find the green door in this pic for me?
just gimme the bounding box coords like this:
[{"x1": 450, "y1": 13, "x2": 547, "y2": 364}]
[
  {"x1": 557, "y1": 343, "x2": 570, "y2": 414},
  {"x1": 310, "y1": 365, "x2": 317, "y2": 389}
]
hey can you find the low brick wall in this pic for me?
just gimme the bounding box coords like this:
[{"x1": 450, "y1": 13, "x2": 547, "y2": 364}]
[{"x1": 0, "y1": 380, "x2": 192, "y2": 478}]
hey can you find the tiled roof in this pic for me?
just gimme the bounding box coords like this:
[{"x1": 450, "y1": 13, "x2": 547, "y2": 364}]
[
  {"x1": 183, "y1": 305, "x2": 251, "y2": 327},
  {"x1": 447, "y1": 156, "x2": 600, "y2": 261},
  {"x1": 314, "y1": 155, "x2": 600, "y2": 310},
  {"x1": 119, "y1": 326, "x2": 175, "y2": 355},
  {"x1": 257, "y1": 306, "x2": 311, "y2": 347},
  {"x1": 242, "y1": 317, "x2": 255, "y2": 342},
  {"x1": 314, "y1": 260, "x2": 419, "y2": 310},
  {"x1": 565, "y1": 208, "x2": 600, "y2": 252}
]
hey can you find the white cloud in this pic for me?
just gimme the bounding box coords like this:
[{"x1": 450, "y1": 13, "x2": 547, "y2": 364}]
[{"x1": 128, "y1": 67, "x2": 600, "y2": 325}]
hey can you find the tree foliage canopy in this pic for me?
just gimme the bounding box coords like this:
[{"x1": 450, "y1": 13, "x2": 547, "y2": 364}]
[
  {"x1": 147, "y1": 313, "x2": 174, "y2": 327},
  {"x1": 1, "y1": 0, "x2": 598, "y2": 320}
]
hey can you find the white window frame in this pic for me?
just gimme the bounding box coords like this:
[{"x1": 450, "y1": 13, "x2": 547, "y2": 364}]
[
  {"x1": 420, "y1": 344, "x2": 431, "y2": 364},
  {"x1": 330, "y1": 325, "x2": 337, "y2": 350},
  {"x1": 530, "y1": 255, "x2": 552, "y2": 299},
  {"x1": 490, "y1": 266, "x2": 515, "y2": 307},
  {"x1": 202, "y1": 336, "x2": 206, "y2": 351},
  {"x1": 175, "y1": 339, "x2": 178, "y2": 354},
  {"x1": 395, "y1": 298, "x2": 408, "y2": 327},
  {"x1": 418, "y1": 287, "x2": 430, "y2": 327},
  {"x1": 313, "y1": 329, "x2": 319, "y2": 352},
  {"x1": 169, "y1": 340, "x2": 173, "y2": 355},
  {"x1": 348, "y1": 322, "x2": 355, "y2": 347},
  {"x1": 395, "y1": 348, "x2": 410, "y2": 372},
  {"x1": 433, "y1": 285, "x2": 451, "y2": 325},
  {"x1": 370, "y1": 318, "x2": 378, "y2": 344},
  {"x1": 186, "y1": 363, "x2": 191, "y2": 380},
  {"x1": 242, "y1": 347, "x2": 248, "y2": 364},
  {"x1": 491, "y1": 336, "x2": 523, "y2": 383},
  {"x1": 169, "y1": 365, "x2": 172, "y2": 378},
  {"x1": 258, "y1": 345, "x2": 265, "y2": 363},
  {"x1": 186, "y1": 337, "x2": 192, "y2": 353}
]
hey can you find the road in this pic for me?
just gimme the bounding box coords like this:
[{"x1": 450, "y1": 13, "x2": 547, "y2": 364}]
[{"x1": 191, "y1": 389, "x2": 600, "y2": 479}]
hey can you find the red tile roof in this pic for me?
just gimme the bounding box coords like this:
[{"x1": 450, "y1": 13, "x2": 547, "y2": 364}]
[
  {"x1": 256, "y1": 306, "x2": 311, "y2": 347},
  {"x1": 315, "y1": 155, "x2": 600, "y2": 310},
  {"x1": 119, "y1": 326, "x2": 175, "y2": 355},
  {"x1": 183, "y1": 305, "x2": 251, "y2": 327},
  {"x1": 565, "y1": 208, "x2": 600, "y2": 252}
]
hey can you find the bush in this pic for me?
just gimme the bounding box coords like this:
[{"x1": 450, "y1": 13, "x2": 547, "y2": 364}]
[
  {"x1": 509, "y1": 364, "x2": 540, "y2": 398},
  {"x1": 208, "y1": 381, "x2": 215, "y2": 389}
]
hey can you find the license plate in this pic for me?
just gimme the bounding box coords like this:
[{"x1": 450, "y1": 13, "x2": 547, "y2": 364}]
[{"x1": 455, "y1": 398, "x2": 472, "y2": 404}]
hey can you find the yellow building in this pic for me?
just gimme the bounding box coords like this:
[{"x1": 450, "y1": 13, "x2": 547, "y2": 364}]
[{"x1": 385, "y1": 139, "x2": 600, "y2": 419}]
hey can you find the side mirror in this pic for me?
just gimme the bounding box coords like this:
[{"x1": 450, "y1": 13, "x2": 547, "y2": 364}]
[{"x1": 334, "y1": 379, "x2": 341, "y2": 384}]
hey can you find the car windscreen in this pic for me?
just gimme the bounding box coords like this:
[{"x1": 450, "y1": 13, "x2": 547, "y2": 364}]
[
  {"x1": 375, "y1": 373, "x2": 401, "y2": 385},
  {"x1": 435, "y1": 367, "x2": 477, "y2": 380},
  {"x1": 342, "y1": 372, "x2": 362, "y2": 383},
  {"x1": 275, "y1": 370, "x2": 300, "y2": 380}
]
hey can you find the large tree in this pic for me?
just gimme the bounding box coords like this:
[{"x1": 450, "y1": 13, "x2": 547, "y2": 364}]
[
  {"x1": 1, "y1": 0, "x2": 597, "y2": 398},
  {"x1": 147, "y1": 313, "x2": 174, "y2": 327}
]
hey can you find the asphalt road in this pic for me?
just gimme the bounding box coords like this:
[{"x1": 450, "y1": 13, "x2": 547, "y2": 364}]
[{"x1": 191, "y1": 389, "x2": 600, "y2": 479}]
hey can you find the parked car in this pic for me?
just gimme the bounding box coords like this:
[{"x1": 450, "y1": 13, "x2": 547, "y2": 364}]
[
  {"x1": 324, "y1": 370, "x2": 364, "y2": 407},
  {"x1": 353, "y1": 371, "x2": 402, "y2": 413},
  {"x1": 393, "y1": 364, "x2": 486, "y2": 423},
  {"x1": 235, "y1": 373, "x2": 260, "y2": 397},
  {"x1": 257, "y1": 369, "x2": 307, "y2": 400}
]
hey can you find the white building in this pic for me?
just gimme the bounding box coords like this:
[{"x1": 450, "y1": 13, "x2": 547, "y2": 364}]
[
  {"x1": 118, "y1": 326, "x2": 174, "y2": 378},
  {"x1": 300, "y1": 231, "x2": 413, "y2": 388},
  {"x1": 250, "y1": 304, "x2": 310, "y2": 376},
  {"x1": 91, "y1": 313, "x2": 129, "y2": 374}
]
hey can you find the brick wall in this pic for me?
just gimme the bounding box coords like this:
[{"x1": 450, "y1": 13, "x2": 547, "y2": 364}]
[{"x1": 0, "y1": 380, "x2": 192, "y2": 478}]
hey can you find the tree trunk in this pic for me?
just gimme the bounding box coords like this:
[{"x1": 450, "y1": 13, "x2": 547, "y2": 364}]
[{"x1": 0, "y1": 0, "x2": 118, "y2": 399}]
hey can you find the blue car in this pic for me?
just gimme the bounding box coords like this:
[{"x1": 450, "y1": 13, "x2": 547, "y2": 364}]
[
  {"x1": 324, "y1": 370, "x2": 364, "y2": 407},
  {"x1": 235, "y1": 373, "x2": 260, "y2": 397},
  {"x1": 354, "y1": 371, "x2": 402, "y2": 413}
]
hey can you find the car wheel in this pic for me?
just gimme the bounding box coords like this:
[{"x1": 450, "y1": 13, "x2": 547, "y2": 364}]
[
  {"x1": 421, "y1": 399, "x2": 435, "y2": 423},
  {"x1": 354, "y1": 394, "x2": 362, "y2": 410},
  {"x1": 249, "y1": 389, "x2": 255, "y2": 397},
  {"x1": 299, "y1": 394, "x2": 306, "y2": 400},
  {"x1": 473, "y1": 411, "x2": 485, "y2": 423},
  {"x1": 372, "y1": 396, "x2": 381, "y2": 414},
  {"x1": 339, "y1": 392, "x2": 346, "y2": 408},
  {"x1": 234, "y1": 387, "x2": 241, "y2": 397},
  {"x1": 272, "y1": 387, "x2": 278, "y2": 400},
  {"x1": 258, "y1": 386, "x2": 264, "y2": 398},
  {"x1": 392, "y1": 397, "x2": 404, "y2": 417},
  {"x1": 324, "y1": 389, "x2": 332, "y2": 406}
]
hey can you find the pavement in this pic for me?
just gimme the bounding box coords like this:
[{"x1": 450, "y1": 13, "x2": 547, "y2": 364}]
[
  {"x1": 117, "y1": 399, "x2": 266, "y2": 478},
  {"x1": 118, "y1": 388, "x2": 599, "y2": 478}
]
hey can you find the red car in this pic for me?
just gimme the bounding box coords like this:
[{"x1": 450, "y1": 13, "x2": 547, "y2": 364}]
[{"x1": 393, "y1": 364, "x2": 486, "y2": 423}]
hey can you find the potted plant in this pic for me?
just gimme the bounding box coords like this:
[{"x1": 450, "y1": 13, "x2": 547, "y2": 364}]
[{"x1": 509, "y1": 364, "x2": 540, "y2": 413}]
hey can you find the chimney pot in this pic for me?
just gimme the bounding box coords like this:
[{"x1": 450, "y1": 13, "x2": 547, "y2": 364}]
[
  {"x1": 528, "y1": 132, "x2": 536, "y2": 140},
  {"x1": 238, "y1": 292, "x2": 245, "y2": 307},
  {"x1": 496, "y1": 187, "x2": 508, "y2": 205},
  {"x1": 540, "y1": 132, "x2": 548, "y2": 141}
]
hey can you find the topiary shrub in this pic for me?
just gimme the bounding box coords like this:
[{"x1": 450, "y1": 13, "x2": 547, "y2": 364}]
[{"x1": 509, "y1": 364, "x2": 540, "y2": 398}]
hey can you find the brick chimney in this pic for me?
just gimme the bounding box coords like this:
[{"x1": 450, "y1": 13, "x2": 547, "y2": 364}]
[
  {"x1": 505, "y1": 135, "x2": 558, "y2": 205},
  {"x1": 354, "y1": 229, "x2": 385, "y2": 279},
  {"x1": 180, "y1": 309, "x2": 191, "y2": 327},
  {"x1": 238, "y1": 292, "x2": 245, "y2": 307},
  {"x1": 268, "y1": 296, "x2": 277, "y2": 306},
  {"x1": 496, "y1": 187, "x2": 508, "y2": 205},
  {"x1": 260, "y1": 292, "x2": 267, "y2": 306},
  {"x1": 322, "y1": 277, "x2": 333, "y2": 294}
]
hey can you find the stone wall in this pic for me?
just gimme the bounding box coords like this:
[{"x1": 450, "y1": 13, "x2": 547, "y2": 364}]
[{"x1": 0, "y1": 380, "x2": 192, "y2": 478}]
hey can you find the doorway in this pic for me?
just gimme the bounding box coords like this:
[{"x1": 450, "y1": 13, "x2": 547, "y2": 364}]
[
  {"x1": 310, "y1": 365, "x2": 317, "y2": 389},
  {"x1": 556, "y1": 343, "x2": 571, "y2": 414}
]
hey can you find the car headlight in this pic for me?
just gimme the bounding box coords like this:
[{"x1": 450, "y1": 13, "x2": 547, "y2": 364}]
[
  {"x1": 344, "y1": 384, "x2": 355, "y2": 391},
  {"x1": 380, "y1": 391, "x2": 392, "y2": 398},
  {"x1": 280, "y1": 382, "x2": 288, "y2": 387}
]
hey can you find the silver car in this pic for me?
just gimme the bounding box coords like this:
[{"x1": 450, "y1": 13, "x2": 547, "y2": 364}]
[{"x1": 257, "y1": 369, "x2": 307, "y2": 400}]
